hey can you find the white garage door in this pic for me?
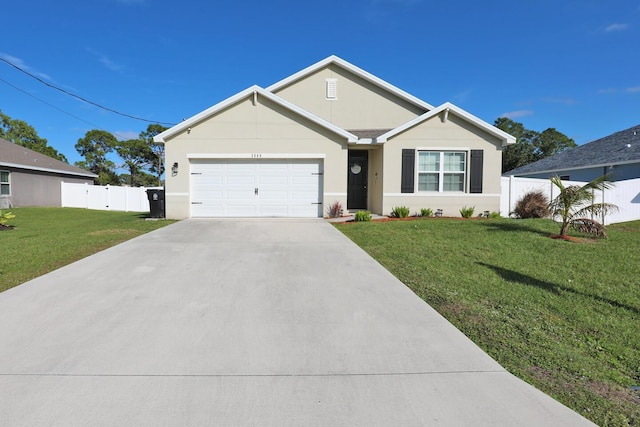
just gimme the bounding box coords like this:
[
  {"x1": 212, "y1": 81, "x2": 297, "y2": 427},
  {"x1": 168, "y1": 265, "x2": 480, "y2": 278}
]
[{"x1": 190, "y1": 159, "x2": 323, "y2": 217}]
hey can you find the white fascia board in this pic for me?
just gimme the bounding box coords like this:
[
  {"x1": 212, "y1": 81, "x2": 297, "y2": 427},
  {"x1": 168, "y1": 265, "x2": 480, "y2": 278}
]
[
  {"x1": 512, "y1": 159, "x2": 640, "y2": 177},
  {"x1": 266, "y1": 55, "x2": 435, "y2": 112},
  {"x1": 154, "y1": 85, "x2": 357, "y2": 144},
  {"x1": 350, "y1": 138, "x2": 375, "y2": 145},
  {"x1": 378, "y1": 102, "x2": 516, "y2": 146},
  {"x1": 187, "y1": 153, "x2": 326, "y2": 159},
  {"x1": 153, "y1": 86, "x2": 263, "y2": 143},
  {"x1": 0, "y1": 161, "x2": 98, "y2": 178},
  {"x1": 261, "y1": 88, "x2": 358, "y2": 143}
]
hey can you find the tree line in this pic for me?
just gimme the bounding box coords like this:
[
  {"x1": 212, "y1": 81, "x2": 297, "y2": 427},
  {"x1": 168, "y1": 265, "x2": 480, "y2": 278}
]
[
  {"x1": 74, "y1": 126, "x2": 167, "y2": 186},
  {"x1": 0, "y1": 109, "x2": 166, "y2": 186},
  {"x1": 494, "y1": 117, "x2": 576, "y2": 173},
  {"x1": 1, "y1": 109, "x2": 577, "y2": 184}
]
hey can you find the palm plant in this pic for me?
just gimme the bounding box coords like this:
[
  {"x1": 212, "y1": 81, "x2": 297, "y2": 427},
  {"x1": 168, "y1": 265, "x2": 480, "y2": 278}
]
[{"x1": 548, "y1": 175, "x2": 618, "y2": 237}]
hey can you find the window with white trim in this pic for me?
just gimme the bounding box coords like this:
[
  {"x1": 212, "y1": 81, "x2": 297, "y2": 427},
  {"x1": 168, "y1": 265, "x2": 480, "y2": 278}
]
[
  {"x1": 417, "y1": 151, "x2": 466, "y2": 192},
  {"x1": 0, "y1": 171, "x2": 11, "y2": 196},
  {"x1": 0, "y1": 171, "x2": 9, "y2": 195}
]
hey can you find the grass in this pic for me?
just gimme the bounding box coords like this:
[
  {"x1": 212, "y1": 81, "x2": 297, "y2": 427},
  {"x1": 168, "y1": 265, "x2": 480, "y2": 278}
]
[
  {"x1": 335, "y1": 217, "x2": 640, "y2": 427},
  {"x1": 0, "y1": 207, "x2": 175, "y2": 292}
]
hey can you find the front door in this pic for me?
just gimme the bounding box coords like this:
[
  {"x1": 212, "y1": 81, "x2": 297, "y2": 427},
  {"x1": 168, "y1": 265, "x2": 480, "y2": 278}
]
[{"x1": 347, "y1": 150, "x2": 368, "y2": 210}]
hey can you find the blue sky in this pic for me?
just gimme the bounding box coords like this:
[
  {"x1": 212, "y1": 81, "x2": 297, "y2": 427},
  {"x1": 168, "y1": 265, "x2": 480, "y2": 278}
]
[{"x1": 1, "y1": 0, "x2": 639, "y2": 165}]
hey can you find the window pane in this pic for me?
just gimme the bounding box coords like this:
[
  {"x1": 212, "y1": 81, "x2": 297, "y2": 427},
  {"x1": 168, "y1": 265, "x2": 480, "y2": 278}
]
[
  {"x1": 444, "y1": 152, "x2": 465, "y2": 172},
  {"x1": 1, "y1": 184, "x2": 9, "y2": 195},
  {"x1": 418, "y1": 152, "x2": 439, "y2": 171},
  {"x1": 443, "y1": 173, "x2": 464, "y2": 191},
  {"x1": 418, "y1": 173, "x2": 439, "y2": 191},
  {"x1": 0, "y1": 171, "x2": 8, "y2": 183}
]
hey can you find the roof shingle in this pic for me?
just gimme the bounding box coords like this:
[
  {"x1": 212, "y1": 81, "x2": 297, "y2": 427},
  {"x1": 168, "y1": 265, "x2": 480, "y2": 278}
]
[
  {"x1": 506, "y1": 124, "x2": 640, "y2": 175},
  {"x1": 0, "y1": 138, "x2": 97, "y2": 178}
]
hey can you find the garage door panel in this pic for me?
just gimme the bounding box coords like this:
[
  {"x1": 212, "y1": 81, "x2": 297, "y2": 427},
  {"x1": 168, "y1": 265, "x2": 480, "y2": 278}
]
[
  {"x1": 227, "y1": 176, "x2": 257, "y2": 185},
  {"x1": 190, "y1": 159, "x2": 322, "y2": 218},
  {"x1": 259, "y1": 176, "x2": 289, "y2": 185}
]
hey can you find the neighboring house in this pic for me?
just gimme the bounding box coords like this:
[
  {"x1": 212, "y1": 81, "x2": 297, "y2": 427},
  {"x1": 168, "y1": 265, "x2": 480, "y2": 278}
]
[
  {"x1": 155, "y1": 55, "x2": 515, "y2": 219},
  {"x1": 505, "y1": 124, "x2": 640, "y2": 182},
  {"x1": 0, "y1": 138, "x2": 97, "y2": 208}
]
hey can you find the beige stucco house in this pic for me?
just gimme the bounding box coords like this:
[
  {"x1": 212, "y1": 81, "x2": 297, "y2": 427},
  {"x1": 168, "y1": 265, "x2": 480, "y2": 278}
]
[{"x1": 155, "y1": 56, "x2": 515, "y2": 219}]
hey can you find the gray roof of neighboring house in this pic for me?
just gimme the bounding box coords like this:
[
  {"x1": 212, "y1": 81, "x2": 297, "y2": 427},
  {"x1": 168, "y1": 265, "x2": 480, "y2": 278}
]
[
  {"x1": 505, "y1": 124, "x2": 640, "y2": 175},
  {"x1": 0, "y1": 138, "x2": 97, "y2": 178}
]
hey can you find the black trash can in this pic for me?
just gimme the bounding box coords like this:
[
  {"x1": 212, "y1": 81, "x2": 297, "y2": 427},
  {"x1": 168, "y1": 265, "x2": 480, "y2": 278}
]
[{"x1": 146, "y1": 189, "x2": 165, "y2": 218}]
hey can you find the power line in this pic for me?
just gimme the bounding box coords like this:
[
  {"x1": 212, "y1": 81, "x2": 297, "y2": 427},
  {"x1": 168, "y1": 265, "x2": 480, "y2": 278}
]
[
  {"x1": 0, "y1": 77, "x2": 105, "y2": 130},
  {"x1": 0, "y1": 56, "x2": 176, "y2": 126}
]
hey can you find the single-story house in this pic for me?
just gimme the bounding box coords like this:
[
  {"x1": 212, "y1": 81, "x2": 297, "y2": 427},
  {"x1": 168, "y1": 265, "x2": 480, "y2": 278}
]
[
  {"x1": 505, "y1": 124, "x2": 640, "y2": 182},
  {"x1": 0, "y1": 138, "x2": 97, "y2": 208},
  {"x1": 155, "y1": 55, "x2": 515, "y2": 219}
]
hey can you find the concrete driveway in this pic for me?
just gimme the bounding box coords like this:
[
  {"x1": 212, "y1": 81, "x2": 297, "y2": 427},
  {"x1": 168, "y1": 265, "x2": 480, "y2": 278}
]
[{"x1": 0, "y1": 219, "x2": 595, "y2": 426}]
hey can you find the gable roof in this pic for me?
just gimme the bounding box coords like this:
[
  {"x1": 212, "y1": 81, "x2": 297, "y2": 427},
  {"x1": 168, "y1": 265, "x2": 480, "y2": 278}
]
[
  {"x1": 266, "y1": 55, "x2": 435, "y2": 112},
  {"x1": 0, "y1": 138, "x2": 97, "y2": 178},
  {"x1": 377, "y1": 102, "x2": 516, "y2": 146},
  {"x1": 506, "y1": 124, "x2": 640, "y2": 175},
  {"x1": 154, "y1": 85, "x2": 359, "y2": 143}
]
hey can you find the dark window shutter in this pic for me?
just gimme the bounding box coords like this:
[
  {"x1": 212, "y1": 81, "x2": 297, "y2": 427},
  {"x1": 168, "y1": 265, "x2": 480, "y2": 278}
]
[
  {"x1": 470, "y1": 150, "x2": 483, "y2": 193},
  {"x1": 401, "y1": 149, "x2": 415, "y2": 193}
]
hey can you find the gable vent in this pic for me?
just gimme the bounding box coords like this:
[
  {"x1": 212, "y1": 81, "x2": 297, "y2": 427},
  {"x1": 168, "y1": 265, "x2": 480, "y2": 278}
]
[{"x1": 326, "y1": 78, "x2": 337, "y2": 100}]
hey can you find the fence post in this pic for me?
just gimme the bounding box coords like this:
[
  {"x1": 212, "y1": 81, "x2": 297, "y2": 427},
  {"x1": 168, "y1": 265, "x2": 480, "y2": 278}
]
[{"x1": 509, "y1": 175, "x2": 515, "y2": 217}]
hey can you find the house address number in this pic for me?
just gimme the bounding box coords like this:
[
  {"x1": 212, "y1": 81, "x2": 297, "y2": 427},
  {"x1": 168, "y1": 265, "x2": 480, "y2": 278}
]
[{"x1": 251, "y1": 153, "x2": 262, "y2": 158}]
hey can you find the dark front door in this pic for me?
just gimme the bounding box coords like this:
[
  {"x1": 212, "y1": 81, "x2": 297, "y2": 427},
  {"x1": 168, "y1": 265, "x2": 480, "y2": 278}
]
[{"x1": 347, "y1": 150, "x2": 368, "y2": 210}]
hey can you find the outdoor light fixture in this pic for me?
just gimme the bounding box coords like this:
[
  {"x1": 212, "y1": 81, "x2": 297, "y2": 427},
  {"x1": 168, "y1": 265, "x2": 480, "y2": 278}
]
[{"x1": 172, "y1": 162, "x2": 179, "y2": 176}]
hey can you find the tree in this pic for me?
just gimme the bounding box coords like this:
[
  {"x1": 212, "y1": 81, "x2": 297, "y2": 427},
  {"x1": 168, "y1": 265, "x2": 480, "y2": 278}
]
[
  {"x1": 75, "y1": 130, "x2": 119, "y2": 185},
  {"x1": 548, "y1": 175, "x2": 618, "y2": 238},
  {"x1": 495, "y1": 118, "x2": 576, "y2": 173},
  {"x1": 535, "y1": 128, "x2": 576, "y2": 159},
  {"x1": 116, "y1": 139, "x2": 153, "y2": 186},
  {"x1": 119, "y1": 171, "x2": 157, "y2": 187},
  {"x1": 0, "y1": 110, "x2": 68, "y2": 162},
  {"x1": 495, "y1": 117, "x2": 538, "y2": 172},
  {"x1": 139, "y1": 124, "x2": 168, "y2": 186}
]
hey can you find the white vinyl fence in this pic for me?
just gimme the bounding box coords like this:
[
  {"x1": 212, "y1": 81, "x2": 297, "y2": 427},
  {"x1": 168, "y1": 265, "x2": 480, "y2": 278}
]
[
  {"x1": 501, "y1": 176, "x2": 640, "y2": 225},
  {"x1": 61, "y1": 182, "x2": 159, "y2": 212}
]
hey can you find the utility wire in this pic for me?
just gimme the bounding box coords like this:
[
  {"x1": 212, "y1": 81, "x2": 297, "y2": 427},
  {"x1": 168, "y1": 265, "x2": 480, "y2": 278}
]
[
  {"x1": 0, "y1": 77, "x2": 146, "y2": 142},
  {"x1": 0, "y1": 56, "x2": 176, "y2": 126},
  {"x1": 0, "y1": 77, "x2": 105, "y2": 130}
]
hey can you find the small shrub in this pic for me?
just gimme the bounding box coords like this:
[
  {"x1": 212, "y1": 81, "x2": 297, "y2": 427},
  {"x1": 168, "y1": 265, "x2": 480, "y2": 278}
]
[
  {"x1": 513, "y1": 190, "x2": 550, "y2": 219},
  {"x1": 390, "y1": 206, "x2": 410, "y2": 218},
  {"x1": 459, "y1": 206, "x2": 475, "y2": 218},
  {"x1": 420, "y1": 208, "x2": 433, "y2": 217},
  {"x1": 326, "y1": 201, "x2": 343, "y2": 218},
  {"x1": 354, "y1": 210, "x2": 372, "y2": 222},
  {"x1": 488, "y1": 211, "x2": 501, "y2": 219},
  {"x1": 0, "y1": 210, "x2": 15, "y2": 226}
]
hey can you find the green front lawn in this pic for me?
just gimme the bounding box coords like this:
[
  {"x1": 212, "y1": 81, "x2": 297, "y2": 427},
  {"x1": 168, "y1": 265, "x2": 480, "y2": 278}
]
[
  {"x1": 0, "y1": 207, "x2": 175, "y2": 292},
  {"x1": 336, "y1": 218, "x2": 640, "y2": 427}
]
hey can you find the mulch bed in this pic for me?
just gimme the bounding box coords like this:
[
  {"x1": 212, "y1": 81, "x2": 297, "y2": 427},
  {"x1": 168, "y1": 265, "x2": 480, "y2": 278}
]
[
  {"x1": 338, "y1": 216, "x2": 488, "y2": 224},
  {"x1": 0, "y1": 224, "x2": 15, "y2": 231}
]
